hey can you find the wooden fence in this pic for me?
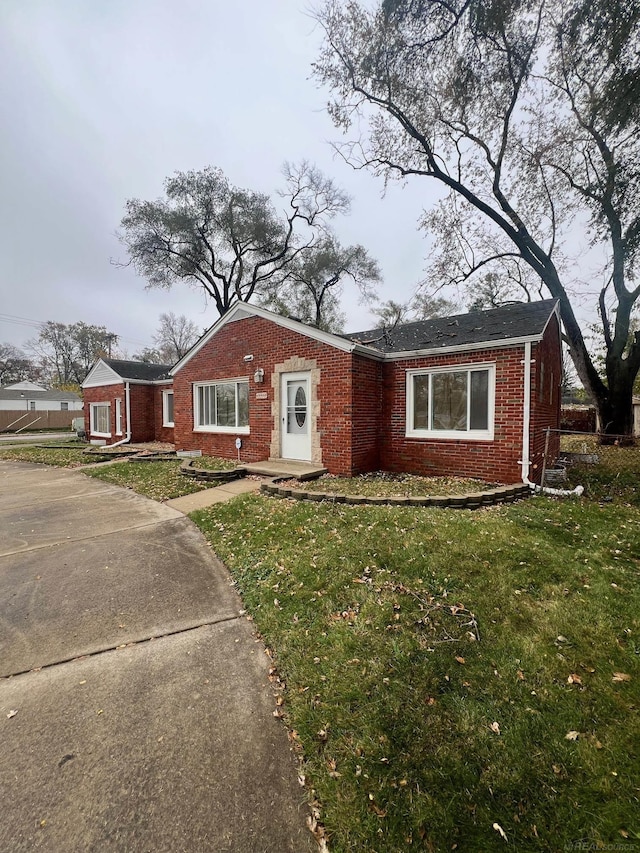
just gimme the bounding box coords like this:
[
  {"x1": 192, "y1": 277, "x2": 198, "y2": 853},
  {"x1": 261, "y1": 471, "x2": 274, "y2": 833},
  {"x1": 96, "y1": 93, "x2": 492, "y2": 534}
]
[{"x1": 0, "y1": 410, "x2": 79, "y2": 432}]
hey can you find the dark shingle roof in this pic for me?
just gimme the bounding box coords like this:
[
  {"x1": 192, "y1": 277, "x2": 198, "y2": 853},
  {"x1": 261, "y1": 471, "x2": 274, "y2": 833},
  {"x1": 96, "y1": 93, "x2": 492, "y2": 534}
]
[
  {"x1": 345, "y1": 299, "x2": 559, "y2": 353},
  {"x1": 103, "y1": 359, "x2": 173, "y2": 381}
]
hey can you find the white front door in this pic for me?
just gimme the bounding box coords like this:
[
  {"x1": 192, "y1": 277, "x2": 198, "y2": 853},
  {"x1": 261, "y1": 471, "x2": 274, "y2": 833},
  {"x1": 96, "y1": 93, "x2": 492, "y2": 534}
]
[{"x1": 281, "y1": 372, "x2": 311, "y2": 461}]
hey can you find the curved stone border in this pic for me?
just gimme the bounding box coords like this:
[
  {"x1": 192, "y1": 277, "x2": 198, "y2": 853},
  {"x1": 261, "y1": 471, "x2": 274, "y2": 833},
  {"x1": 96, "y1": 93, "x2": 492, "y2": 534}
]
[
  {"x1": 260, "y1": 479, "x2": 531, "y2": 508},
  {"x1": 179, "y1": 458, "x2": 246, "y2": 483}
]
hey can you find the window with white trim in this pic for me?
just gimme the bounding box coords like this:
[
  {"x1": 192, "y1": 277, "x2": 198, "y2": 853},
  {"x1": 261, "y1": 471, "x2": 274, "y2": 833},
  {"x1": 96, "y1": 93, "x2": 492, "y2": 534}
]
[
  {"x1": 90, "y1": 402, "x2": 111, "y2": 437},
  {"x1": 194, "y1": 379, "x2": 249, "y2": 433},
  {"x1": 61, "y1": 402, "x2": 69, "y2": 411},
  {"x1": 162, "y1": 390, "x2": 174, "y2": 427},
  {"x1": 406, "y1": 364, "x2": 495, "y2": 440}
]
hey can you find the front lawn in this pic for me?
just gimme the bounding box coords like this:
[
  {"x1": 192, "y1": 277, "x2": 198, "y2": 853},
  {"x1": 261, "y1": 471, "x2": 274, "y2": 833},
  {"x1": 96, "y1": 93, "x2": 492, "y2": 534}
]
[
  {"x1": 0, "y1": 444, "x2": 108, "y2": 467},
  {"x1": 85, "y1": 459, "x2": 216, "y2": 501},
  {"x1": 192, "y1": 495, "x2": 640, "y2": 852}
]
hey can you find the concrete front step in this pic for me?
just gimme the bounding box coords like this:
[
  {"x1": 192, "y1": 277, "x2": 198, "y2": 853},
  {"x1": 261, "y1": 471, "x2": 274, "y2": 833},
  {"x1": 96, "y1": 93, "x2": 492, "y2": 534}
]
[{"x1": 241, "y1": 460, "x2": 327, "y2": 480}]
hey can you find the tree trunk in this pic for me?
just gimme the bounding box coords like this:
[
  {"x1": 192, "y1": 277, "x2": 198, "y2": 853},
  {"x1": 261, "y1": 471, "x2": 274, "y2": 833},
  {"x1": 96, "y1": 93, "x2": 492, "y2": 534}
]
[{"x1": 595, "y1": 354, "x2": 636, "y2": 438}]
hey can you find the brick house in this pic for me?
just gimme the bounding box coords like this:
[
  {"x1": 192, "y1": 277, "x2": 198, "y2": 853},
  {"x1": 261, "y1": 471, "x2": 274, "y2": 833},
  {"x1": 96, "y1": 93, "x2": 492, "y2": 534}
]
[
  {"x1": 82, "y1": 359, "x2": 174, "y2": 445},
  {"x1": 82, "y1": 300, "x2": 562, "y2": 484}
]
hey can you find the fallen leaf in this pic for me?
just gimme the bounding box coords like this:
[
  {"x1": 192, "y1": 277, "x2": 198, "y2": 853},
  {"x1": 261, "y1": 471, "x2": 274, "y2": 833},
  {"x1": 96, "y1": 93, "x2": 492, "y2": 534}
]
[
  {"x1": 612, "y1": 672, "x2": 631, "y2": 682},
  {"x1": 492, "y1": 822, "x2": 508, "y2": 841},
  {"x1": 455, "y1": 656, "x2": 466, "y2": 665},
  {"x1": 272, "y1": 709, "x2": 284, "y2": 719},
  {"x1": 565, "y1": 730, "x2": 579, "y2": 741},
  {"x1": 6, "y1": 709, "x2": 18, "y2": 719},
  {"x1": 490, "y1": 721, "x2": 501, "y2": 735},
  {"x1": 567, "y1": 674, "x2": 582, "y2": 685}
]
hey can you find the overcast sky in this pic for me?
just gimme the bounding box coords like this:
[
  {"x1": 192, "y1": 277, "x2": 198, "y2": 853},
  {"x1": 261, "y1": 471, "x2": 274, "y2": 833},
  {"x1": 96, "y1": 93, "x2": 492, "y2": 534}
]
[{"x1": 0, "y1": 0, "x2": 442, "y2": 356}]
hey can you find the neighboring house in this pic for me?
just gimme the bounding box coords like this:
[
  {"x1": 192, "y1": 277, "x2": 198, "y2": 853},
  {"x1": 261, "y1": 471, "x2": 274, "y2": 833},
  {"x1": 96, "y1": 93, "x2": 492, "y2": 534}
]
[
  {"x1": 0, "y1": 381, "x2": 83, "y2": 412},
  {"x1": 82, "y1": 359, "x2": 173, "y2": 444},
  {"x1": 82, "y1": 300, "x2": 562, "y2": 484}
]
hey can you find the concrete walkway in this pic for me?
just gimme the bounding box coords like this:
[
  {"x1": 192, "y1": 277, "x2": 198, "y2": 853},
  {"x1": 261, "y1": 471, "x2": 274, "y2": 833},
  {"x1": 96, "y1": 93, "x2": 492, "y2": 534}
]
[
  {"x1": 166, "y1": 477, "x2": 265, "y2": 513},
  {"x1": 0, "y1": 460, "x2": 313, "y2": 852}
]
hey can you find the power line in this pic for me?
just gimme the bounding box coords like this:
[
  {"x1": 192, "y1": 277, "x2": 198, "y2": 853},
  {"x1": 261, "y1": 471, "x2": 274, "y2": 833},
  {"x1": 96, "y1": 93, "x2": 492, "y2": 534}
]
[{"x1": 0, "y1": 313, "x2": 150, "y2": 347}]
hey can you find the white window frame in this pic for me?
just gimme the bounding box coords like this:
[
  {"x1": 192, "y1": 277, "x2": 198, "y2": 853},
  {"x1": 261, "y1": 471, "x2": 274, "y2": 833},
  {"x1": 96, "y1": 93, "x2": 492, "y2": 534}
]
[
  {"x1": 115, "y1": 398, "x2": 123, "y2": 436},
  {"x1": 193, "y1": 378, "x2": 250, "y2": 434},
  {"x1": 61, "y1": 402, "x2": 69, "y2": 411},
  {"x1": 162, "y1": 390, "x2": 175, "y2": 427},
  {"x1": 90, "y1": 402, "x2": 111, "y2": 437},
  {"x1": 406, "y1": 363, "x2": 495, "y2": 441}
]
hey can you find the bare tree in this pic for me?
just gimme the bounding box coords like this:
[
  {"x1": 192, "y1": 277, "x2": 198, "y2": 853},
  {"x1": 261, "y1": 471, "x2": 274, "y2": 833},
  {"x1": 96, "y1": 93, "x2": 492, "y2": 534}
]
[
  {"x1": 152, "y1": 312, "x2": 200, "y2": 362},
  {"x1": 259, "y1": 234, "x2": 381, "y2": 331},
  {"x1": 117, "y1": 162, "x2": 350, "y2": 319},
  {"x1": 29, "y1": 322, "x2": 119, "y2": 386},
  {"x1": 313, "y1": 0, "x2": 640, "y2": 434},
  {"x1": 373, "y1": 293, "x2": 457, "y2": 327},
  {"x1": 0, "y1": 344, "x2": 41, "y2": 386}
]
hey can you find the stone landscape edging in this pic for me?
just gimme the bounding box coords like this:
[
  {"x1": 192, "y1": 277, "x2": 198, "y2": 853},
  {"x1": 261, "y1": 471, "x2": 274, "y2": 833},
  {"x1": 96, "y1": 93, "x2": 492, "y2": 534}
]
[
  {"x1": 260, "y1": 478, "x2": 531, "y2": 508},
  {"x1": 179, "y1": 458, "x2": 246, "y2": 483}
]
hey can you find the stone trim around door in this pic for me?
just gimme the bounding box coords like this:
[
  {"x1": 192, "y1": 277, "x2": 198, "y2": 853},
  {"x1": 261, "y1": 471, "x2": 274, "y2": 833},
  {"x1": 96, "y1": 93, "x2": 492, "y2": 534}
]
[{"x1": 270, "y1": 357, "x2": 322, "y2": 464}]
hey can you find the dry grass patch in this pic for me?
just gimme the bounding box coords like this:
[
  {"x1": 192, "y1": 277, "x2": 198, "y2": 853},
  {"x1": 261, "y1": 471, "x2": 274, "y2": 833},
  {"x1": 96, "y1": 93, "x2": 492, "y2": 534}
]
[{"x1": 286, "y1": 471, "x2": 499, "y2": 498}]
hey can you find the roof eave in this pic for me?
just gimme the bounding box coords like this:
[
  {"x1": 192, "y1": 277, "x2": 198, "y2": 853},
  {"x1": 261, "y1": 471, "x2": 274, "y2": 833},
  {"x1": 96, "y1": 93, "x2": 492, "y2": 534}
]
[
  {"x1": 171, "y1": 303, "x2": 362, "y2": 374},
  {"x1": 383, "y1": 332, "x2": 546, "y2": 360}
]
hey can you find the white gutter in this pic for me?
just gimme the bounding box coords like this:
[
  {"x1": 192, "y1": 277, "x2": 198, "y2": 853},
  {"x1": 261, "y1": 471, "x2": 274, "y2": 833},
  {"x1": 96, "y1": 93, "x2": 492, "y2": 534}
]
[
  {"x1": 107, "y1": 381, "x2": 132, "y2": 448},
  {"x1": 518, "y1": 341, "x2": 583, "y2": 497}
]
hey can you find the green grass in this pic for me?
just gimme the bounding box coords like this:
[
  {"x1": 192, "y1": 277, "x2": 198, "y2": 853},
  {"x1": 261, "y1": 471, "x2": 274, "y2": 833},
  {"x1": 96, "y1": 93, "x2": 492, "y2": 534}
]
[
  {"x1": 561, "y1": 437, "x2": 640, "y2": 506},
  {"x1": 3, "y1": 437, "x2": 640, "y2": 848},
  {"x1": 294, "y1": 472, "x2": 498, "y2": 497},
  {"x1": 0, "y1": 444, "x2": 108, "y2": 467},
  {"x1": 192, "y1": 496, "x2": 640, "y2": 852},
  {"x1": 189, "y1": 455, "x2": 238, "y2": 471},
  {"x1": 85, "y1": 459, "x2": 216, "y2": 500}
]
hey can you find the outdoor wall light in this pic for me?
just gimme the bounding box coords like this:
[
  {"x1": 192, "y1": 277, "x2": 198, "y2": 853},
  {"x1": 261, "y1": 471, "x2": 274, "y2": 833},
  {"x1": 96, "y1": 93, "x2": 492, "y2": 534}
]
[
  {"x1": 254, "y1": 368, "x2": 264, "y2": 383},
  {"x1": 243, "y1": 354, "x2": 254, "y2": 362}
]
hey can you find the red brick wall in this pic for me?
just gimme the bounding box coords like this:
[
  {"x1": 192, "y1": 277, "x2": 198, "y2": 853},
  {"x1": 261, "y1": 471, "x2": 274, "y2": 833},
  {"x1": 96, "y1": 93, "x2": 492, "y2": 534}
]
[
  {"x1": 171, "y1": 313, "x2": 561, "y2": 483},
  {"x1": 173, "y1": 316, "x2": 361, "y2": 475},
  {"x1": 379, "y1": 347, "x2": 528, "y2": 484},
  {"x1": 350, "y1": 353, "x2": 383, "y2": 473},
  {"x1": 83, "y1": 382, "x2": 173, "y2": 443},
  {"x1": 153, "y1": 384, "x2": 175, "y2": 444},
  {"x1": 83, "y1": 384, "x2": 122, "y2": 441},
  {"x1": 529, "y1": 314, "x2": 562, "y2": 482}
]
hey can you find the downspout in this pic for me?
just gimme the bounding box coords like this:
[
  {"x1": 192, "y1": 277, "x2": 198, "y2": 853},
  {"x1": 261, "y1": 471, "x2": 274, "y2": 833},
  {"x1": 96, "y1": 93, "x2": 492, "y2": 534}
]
[
  {"x1": 518, "y1": 341, "x2": 583, "y2": 497},
  {"x1": 108, "y1": 381, "x2": 132, "y2": 448}
]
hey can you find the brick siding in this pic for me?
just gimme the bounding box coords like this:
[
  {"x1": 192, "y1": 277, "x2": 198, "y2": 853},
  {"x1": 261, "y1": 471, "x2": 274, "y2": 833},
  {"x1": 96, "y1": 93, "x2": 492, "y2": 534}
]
[
  {"x1": 87, "y1": 311, "x2": 561, "y2": 483},
  {"x1": 83, "y1": 382, "x2": 174, "y2": 444}
]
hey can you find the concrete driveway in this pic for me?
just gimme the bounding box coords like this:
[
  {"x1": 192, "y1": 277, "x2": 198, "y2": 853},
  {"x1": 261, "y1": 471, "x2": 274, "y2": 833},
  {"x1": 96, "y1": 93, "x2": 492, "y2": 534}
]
[{"x1": 0, "y1": 461, "x2": 314, "y2": 852}]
